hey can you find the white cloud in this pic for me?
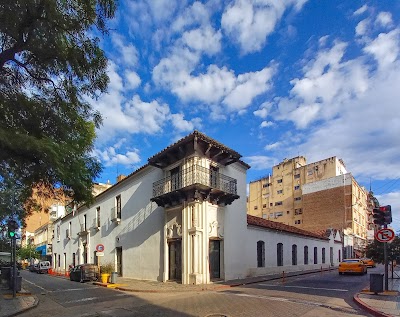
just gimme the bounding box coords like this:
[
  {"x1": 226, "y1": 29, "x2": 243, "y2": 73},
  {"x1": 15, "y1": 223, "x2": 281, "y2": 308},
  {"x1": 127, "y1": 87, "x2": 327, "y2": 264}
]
[
  {"x1": 94, "y1": 146, "x2": 141, "y2": 167},
  {"x1": 254, "y1": 102, "x2": 273, "y2": 119},
  {"x1": 363, "y1": 29, "x2": 400, "y2": 69},
  {"x1": 260, "y1": 121, "x2": 274, "y2": 128},
  {"x1": 355, "y1": 19, "x2": 370, "y2": 37},
  {"x1": 265, "y1": 142, "x2": 282, "y2": 151},
  {"x1": 171, "y1": 2, "x2": 210, "y2": 33},
  {"x1": 244, "y1": 155, "x2": 276, "y2": 170},
  {"x1": 124, "y1": 70, "x2": 141, "y2": 90},
  {"x1": 354, "y1": 5, "x2": 368, "y2": 16},
  {"x1": 375, "y1": 12, "x2": 392, "y2": 27},
  {"x1": 170, "y1": 113, "x2": 202, "y2": 132},
  {"x1": 182, "y1": 26, "x2": 222, "y2": 55},
  {"x1": 376, "y1": 191, "x2": 400, "y2": 232},
  {"x1": 111, "y1": 33, "x2": 139, "y2": 67},
  {"x1": 221, "y1": 0, "x2": 308, "y2": 54},
  {"x1": 223, "y1": 66, "x2": 276, "y2": 111}
]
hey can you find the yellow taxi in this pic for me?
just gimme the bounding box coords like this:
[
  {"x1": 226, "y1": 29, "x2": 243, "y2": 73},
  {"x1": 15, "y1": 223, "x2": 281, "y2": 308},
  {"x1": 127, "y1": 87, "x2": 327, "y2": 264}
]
[
  {"x1": 338, "y1": 259, "x2": 367, "y2": 275},
  {"x1": 361, "y1": 258, "x2": 376, "y2": 268}
]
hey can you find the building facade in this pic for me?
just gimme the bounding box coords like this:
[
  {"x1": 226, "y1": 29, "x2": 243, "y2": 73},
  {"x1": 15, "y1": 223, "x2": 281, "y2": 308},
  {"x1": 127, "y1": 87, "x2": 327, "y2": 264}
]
[
  {"x1": 248, "y1": 156, "x2": 370, "y2": 258},
  {"x1": 52, "y1": 131, "x2": 341, "y2": 284}
]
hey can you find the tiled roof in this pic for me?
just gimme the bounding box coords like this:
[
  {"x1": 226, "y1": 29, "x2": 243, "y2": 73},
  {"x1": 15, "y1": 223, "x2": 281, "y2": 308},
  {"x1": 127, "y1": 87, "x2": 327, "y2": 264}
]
[{"x1": 247, "y1": 215, "x2": 328, "y2": 240}]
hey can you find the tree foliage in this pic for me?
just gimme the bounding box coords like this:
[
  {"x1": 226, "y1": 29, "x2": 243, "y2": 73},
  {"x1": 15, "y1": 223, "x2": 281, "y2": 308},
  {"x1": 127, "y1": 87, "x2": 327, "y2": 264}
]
[
  {"x1": 17, "y1": 244, "x2": 41, "y2": 260},
  {"x1": 365, "y1": 234, "x2": 400, "y2": 263},
  {"x1": 0, "y1": 0, "x2": 117, "y2": 218}
]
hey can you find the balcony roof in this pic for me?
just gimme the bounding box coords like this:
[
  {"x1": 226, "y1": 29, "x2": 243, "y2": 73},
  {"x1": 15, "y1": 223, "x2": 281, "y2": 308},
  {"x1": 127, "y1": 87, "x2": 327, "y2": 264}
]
[{"x1": 148, "y1": 130, "x2": 249, "y2": 169}]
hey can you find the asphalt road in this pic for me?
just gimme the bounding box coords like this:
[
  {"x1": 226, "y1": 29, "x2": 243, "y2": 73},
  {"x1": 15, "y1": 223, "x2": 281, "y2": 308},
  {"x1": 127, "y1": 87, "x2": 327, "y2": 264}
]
[{"x1": 19, "y1": 267, "x2": 379, "y2": 317}]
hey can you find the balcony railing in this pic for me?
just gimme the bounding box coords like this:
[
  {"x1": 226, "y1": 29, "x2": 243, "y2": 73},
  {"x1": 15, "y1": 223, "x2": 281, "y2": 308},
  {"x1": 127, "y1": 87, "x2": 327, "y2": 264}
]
[{"x1": 152, "y1": 164, "x2": 237, "y2": 198}]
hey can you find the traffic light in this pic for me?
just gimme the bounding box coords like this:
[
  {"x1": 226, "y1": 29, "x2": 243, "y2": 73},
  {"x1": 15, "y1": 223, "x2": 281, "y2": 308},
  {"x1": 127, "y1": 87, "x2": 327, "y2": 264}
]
[
  {"x1": 380, "y1": 205, "x2": 392, "y2": 224},
  {"x1": 7, "y1": 220, "x2": 18, "y2": 238},
  {"x1": 373, "y1": 208, "x2": 385, "y2": 226}
]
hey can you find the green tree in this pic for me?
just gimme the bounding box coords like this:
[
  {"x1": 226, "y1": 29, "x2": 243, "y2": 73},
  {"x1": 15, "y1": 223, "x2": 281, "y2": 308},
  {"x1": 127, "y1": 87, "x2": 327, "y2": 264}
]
[
  {"x1": 17, "y1": 244, "x2": 40, "y2": 261},
  {"x1": 365, "y1": 234, "x2": 400, "y2": 263},
  {"x1": 0, "y1": 0, "x2": 117, "y2": 218}
]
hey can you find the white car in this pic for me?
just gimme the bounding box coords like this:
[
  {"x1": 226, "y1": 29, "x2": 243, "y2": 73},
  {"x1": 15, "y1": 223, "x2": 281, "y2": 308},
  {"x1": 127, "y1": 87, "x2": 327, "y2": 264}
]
[{"x1": 37, "y1": 261, "x2": 51, "y2": 274}]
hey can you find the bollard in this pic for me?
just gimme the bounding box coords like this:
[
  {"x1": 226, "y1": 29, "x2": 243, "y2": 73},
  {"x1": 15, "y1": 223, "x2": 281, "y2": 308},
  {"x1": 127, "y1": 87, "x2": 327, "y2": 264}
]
[{"x1": 281, "y1": 271, "x2": 285, "y2": 284}]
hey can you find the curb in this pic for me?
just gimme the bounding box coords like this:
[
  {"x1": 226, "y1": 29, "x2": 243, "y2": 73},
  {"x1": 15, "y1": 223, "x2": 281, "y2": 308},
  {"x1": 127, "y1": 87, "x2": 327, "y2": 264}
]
[
  {"x1": 353, "y1": 293, "x2": 393, "y2": 317},
  {"x1": 4, "y1": 295, "x2": 39, "y2": 317}
]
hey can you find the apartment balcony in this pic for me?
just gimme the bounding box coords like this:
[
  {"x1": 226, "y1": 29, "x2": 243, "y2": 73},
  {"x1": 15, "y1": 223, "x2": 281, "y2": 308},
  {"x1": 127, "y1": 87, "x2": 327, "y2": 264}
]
[{"x1": 151, "y1": 164, "x2": 239, "y2": 208}]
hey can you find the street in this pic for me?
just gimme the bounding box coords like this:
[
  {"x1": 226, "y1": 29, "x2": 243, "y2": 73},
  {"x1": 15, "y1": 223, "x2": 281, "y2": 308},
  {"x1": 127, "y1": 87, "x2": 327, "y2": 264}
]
[{"x1": 18, "y1": 268, "x2": 379, "y2": 317}]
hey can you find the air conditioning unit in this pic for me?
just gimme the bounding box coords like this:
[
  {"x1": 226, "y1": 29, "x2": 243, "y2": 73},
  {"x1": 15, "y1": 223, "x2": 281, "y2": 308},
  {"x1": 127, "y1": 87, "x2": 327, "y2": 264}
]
[{"x1": 111, "y1": 207, "x2": 121, "y2": 224}]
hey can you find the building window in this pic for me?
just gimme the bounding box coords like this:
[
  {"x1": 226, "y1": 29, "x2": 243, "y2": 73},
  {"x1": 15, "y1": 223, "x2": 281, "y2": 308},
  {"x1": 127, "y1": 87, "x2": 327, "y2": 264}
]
[
  {"x1": 295, "y1": 208, "x2": 302, "y2": 215},
  {"x1": 262, "y1": 214, "x2": 267, "y2": 219},
  {"x1": 322, "y1": 248, "x2": 326, "y2": 264},
  {"x1": 295, "y1": 220, "x2": 301, "y2": 224},
  {"x1": 270, "y1": 203, "x2": 273, "y2": 207},
  {"x1": 275, "y1": 212, "x2": 283, "y2": 217},
  {"x1": 304, "y1": 246, "x2": 308, "y2": 264},
  {"x1": 314, "y1": 247, "x2": 318, "y2": 264},
  {"x1": 96, "y1": 207, "x2": 101, "y2": 227},
  {"x1": 277, "y1": 243, "x2": 283, "y2": 266},
  {"x1": 254, "y1": 206, "x2": 258, "y2": 210},
  {"x1": 262, "y1": 183, "x2": 270, "y2": 188},
  {"x1": 307, "y1": 169, "x2": 313, "y2": 175},
  {"x1": 330, "y1": 247, "x2": 333, "y2": 265},
  {"x1": 58, "y1": 254, "x2": 61, "y2": 268},
  {"x1": 83, "y1": 214, "x2": 87, "y2": 231},
  {"x1": 277, "y1": 190, "x2": 283, "y2": 194},
  {"x1": 116, "y1": 195, "x2": 122, "y2": 218},
  {"x1": 277, "y1": 179, "x2": 283, "y2": 183},
  {"x1": 294, "y1": 197, "x2": 301, "y2": 201},
  {"x1": 257, "y1": 241, "x2": 265, "y2": 267},
  {"x1": 292, "y1": 244, "x2": 297, "y2": 265},
  {"x1": 262, "y1": 204, "x2": 267, "y2": 208},
  {"x1": 294, "y1": 174, "x2": 300, "y2": 179},
  {"x1": 294, "y1": 185, "x2": 300, "y2": 190},
  {"x1": 275, "y1": 201, "x2": 283, "y2": 206},
  {"x1": 269, "y1": 213, "x2": 274, "y2": 218},
  {"x1": 68, "y1": 222, "x2": 71, "y2": 237},
  {"x1": 72, "y1": 253, "x2": 76, "y2": 267}
]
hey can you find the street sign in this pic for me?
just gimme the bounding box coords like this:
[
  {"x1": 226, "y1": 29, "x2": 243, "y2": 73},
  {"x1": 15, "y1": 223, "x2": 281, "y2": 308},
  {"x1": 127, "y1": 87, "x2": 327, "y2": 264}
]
[
  {"x1": 96, "y1": 244, "x2": 105, "y2": 252},
  {"x1": 96, "y1": 252, "x2": 104, "y2": 257},
  {"x1": 375, "y1": 228, "x2": 395, "y2": 243}
]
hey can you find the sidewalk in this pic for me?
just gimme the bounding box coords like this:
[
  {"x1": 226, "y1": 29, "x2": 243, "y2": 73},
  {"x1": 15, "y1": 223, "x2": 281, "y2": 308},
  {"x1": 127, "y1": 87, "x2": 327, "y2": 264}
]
[{"x1": 1, "y1": 268, "x2": 399, "y2": 317}]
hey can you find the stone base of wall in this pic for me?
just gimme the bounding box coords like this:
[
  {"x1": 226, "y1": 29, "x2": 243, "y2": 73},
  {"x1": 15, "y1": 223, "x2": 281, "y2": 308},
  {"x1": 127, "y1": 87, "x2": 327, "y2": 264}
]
[{"x1": 247, "y1": 264, "x2": 335, "y2": 277}]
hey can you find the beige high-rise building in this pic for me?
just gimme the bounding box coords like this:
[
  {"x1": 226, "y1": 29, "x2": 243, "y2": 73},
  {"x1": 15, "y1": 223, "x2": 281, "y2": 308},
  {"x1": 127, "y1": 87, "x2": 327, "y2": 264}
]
[{"x1": 248, "y1": 156, "x2": 370, "y2": 257}]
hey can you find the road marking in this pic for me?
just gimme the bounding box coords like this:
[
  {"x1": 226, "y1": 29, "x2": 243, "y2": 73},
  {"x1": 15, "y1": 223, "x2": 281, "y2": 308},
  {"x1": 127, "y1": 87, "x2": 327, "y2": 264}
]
[
  {"x1": 258, "y1": 284, "x2": 348, "y2": 292},
  {"x1": 64, "y1": 293, "x2": 128, "y2": 304},
  {"x1": 49, "y1": 287, "x2": 96, "y2": 293},
  {"x1": 219, "y1": 292, "x2": 360, "y2": 314},
  {"x1": 23, "y1": 278, "x2": 48, "y2": 292}
]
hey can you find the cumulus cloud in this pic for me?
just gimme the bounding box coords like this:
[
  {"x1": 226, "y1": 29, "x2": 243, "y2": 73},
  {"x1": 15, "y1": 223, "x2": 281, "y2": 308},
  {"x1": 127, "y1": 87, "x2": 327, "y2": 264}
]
[
  {"x1": 260, "y1": 121, "x2": 274, "y2": 128},
  {"x1": 124, "y1": 70, "x2": 141, "y2": 90},
  {"x1": 354, "y1": 5, "x2": 368, "y2": 16},
  {"x1": 170, "y1": 113, "x2": 202, "y2": 132},
  {"x1": 375, "y1": 12, "x2": 393, "y2": 27},
  {"x1": 221, "y1": 0, "x2": 308, "y2": 54},
  {"x1": 94, "y1": 146, "x2": 141, "y2": 167},
  {"x1": 111, "y1": 33, "x2": 139, "y2": 67},
  {"x1": 243, "y1": 155, "x2": 276, "y2": 170}
]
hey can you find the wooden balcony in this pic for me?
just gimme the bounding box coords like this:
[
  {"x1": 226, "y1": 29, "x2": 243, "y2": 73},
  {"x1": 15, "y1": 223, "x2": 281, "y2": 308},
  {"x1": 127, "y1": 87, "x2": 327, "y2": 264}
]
[{"x1": 151, "y1": 165, "x2": 239, "y2": 208}]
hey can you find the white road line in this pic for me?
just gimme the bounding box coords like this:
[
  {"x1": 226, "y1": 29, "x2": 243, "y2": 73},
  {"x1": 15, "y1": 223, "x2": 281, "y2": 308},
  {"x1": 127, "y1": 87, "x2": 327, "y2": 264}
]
[
  {"x1": 23, "y1": 278, "x2": 48, "y2": 292},
  {"x1": 258, "y1": 284, "x2": 348, "y2": 292},
  {"x1": 64, "y1": 293, "x2": 128, "y2": 304},
  {"x1": 49, "y1": 287, "x2": 96, "y2": 293}
]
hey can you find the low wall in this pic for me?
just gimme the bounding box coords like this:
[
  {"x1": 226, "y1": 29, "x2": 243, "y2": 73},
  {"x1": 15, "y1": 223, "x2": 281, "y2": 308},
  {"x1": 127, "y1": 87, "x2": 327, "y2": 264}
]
[{"x1": 247, "y1": 263, "x2": 335, "y2": 277}]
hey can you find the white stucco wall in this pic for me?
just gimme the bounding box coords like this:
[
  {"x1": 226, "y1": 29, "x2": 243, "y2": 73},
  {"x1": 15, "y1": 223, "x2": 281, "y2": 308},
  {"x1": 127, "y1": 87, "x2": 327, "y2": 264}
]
[{"x1": 52, "y1": 166, "x2": 165, "y2": 280}]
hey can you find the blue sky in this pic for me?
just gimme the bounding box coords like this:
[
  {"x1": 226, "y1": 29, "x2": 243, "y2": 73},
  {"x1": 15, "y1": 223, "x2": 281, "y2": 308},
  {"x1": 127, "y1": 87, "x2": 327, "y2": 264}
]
[{"x1": 89, "y1": 1, "x2": 400, "y2": 231}]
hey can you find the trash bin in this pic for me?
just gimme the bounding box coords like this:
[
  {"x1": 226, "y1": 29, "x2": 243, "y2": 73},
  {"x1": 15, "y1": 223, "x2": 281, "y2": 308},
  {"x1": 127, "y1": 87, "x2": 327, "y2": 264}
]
[
  {"x1": 0, "y1": 267, "x2": 11, "y2": 281},
  {"x1": 10, "y1": 276, "x2": 22, "y2": 292},
  {"x1": 110, "y1": 272, "x2": 118, "y2": 284},
  {"x1": 370, "y1": 273, "x2": 384, "y2": 294}
]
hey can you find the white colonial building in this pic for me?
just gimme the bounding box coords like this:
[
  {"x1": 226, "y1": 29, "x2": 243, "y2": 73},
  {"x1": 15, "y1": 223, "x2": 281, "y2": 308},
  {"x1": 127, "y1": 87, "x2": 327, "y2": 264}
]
[{"x1": 52, "y1": 131, "x2": 341, "y2": 284}]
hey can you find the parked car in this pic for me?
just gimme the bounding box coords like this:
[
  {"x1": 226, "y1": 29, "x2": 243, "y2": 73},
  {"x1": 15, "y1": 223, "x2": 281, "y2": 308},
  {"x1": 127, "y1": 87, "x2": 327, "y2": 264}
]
[
  {"x1": 28, "y1": 264, "x2": 38, "y2": 272},
  {"x1": 361, "y1": 258, "x2": 376, "y2": 268},
  {"x1": 338, "y1": 258, "x2": 367, "y2": 275},
  {"x1": 37, "y1": 261, "x2": 51, "y2": 274},
  {"x1": 69, "y1": 264, "x2": 99, "y2": 282}
]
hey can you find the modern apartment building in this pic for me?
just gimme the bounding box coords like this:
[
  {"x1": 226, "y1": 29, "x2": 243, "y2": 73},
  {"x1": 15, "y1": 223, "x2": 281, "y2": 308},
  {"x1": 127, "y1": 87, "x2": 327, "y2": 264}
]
[{"x1": 248, "y1": 156, "x2": 370, "y2": 258}]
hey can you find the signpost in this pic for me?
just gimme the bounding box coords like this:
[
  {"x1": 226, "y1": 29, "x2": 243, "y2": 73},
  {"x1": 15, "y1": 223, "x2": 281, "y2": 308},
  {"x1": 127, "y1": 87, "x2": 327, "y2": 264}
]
[
  {"x1": 95, "y1": 244, "x2": 105, "y2": 272},
  {"x1": 375, "y1": 227, "x2": 395, "y2": 290},
  {"x1": 375, "y1": 228, "x2": 395, "y2": 243}
]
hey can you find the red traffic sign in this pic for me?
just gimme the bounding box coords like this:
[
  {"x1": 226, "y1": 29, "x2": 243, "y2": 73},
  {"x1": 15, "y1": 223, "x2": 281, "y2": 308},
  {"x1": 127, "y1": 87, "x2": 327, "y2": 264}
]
[
  {"x1": 375, "y1": 228, "x2": 395, "y2": 243},
  {"x1": 96, "y1": 244, "x2": 105, "y2": 252}
]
